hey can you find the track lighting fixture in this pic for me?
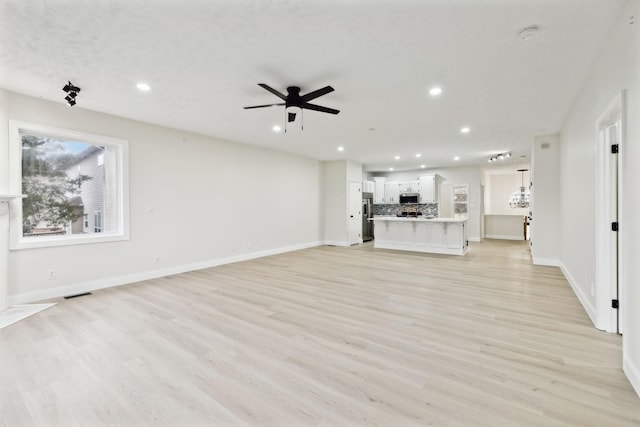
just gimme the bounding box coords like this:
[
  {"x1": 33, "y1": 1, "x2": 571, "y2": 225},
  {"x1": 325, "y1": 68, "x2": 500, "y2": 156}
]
[
  {"x1": 62, "y1": 81, "x2": 81, "y2": 106},
  {"x1": 488, "y1": 152, "x2": 511, "y2": 162}
]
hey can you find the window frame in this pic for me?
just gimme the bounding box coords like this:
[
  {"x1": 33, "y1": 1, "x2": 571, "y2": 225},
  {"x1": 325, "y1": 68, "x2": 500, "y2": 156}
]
[{"x1": 9, "y1": 120, "x2": 130, "y2": 250}]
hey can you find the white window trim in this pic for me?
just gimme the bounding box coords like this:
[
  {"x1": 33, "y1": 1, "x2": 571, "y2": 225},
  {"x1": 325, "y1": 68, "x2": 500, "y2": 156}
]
[{"x1": 9, "y1": 120, "x2": 130, "y2": 250}]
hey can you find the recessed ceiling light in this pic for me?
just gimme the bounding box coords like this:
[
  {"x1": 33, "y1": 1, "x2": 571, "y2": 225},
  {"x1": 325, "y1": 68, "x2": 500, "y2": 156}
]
[
  {"x1": 394, "y1": 156, "x2": 400, "y2": 160},
  {"x1": 429, "y1": 87, "x2": 443, "y2": 96},
  {"x1": 337, "y1": 146, "x2": 344, "y2": 152},
  {"x1": 517, "y1": 25, "x2": 541, "y2": 40},
  {"x1": 415, "y1": 153, "x2": 422, "y2": 158},
  {"x1": 454, "y1": 156, "x2": 460, "y2": 161},
  {"x1": 460, "y1": 126, "x2": 471, "y2": 134},
  {"x1": 272, "y1": 125, "x2": 281, "y2": 132},
  {"x1": 389, "y1": 167, "x2": 394, "y2": 171},
  {"x1": 136, "y1": 82, "x2": 151, "y2": 91},
  {"x1": 420, "y1": 164, "x2": 426, "y2": 169}
]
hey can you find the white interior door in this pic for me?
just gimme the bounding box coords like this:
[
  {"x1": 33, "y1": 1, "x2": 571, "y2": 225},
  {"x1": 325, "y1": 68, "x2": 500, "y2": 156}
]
[
  {"x1": 596, "y1": 94, "x2": 622, "y2": 334},
  {"x1": 348, "y1": 181, "x2": 362, "y2": 245},
  {"x1": 607, "y1": 123, "x2": 620, "y2": 333}
]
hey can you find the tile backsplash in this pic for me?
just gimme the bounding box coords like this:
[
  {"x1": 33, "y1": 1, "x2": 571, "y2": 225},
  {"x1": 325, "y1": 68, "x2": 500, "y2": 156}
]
[{"x1": 373, "y1": 203, "x2": 438, "y2": 217}]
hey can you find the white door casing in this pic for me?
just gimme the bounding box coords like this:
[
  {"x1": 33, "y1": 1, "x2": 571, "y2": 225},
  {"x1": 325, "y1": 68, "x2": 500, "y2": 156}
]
[
  {"x1": 595, "y1": 92, "x2": 623, "y2": 334},
  {"x1": 348, "y1": 181, "x2": 362, "y2": 245}
]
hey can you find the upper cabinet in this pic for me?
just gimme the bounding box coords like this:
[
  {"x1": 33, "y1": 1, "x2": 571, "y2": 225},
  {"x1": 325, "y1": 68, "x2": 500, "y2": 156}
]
[
  {"x1": 362, "y1": 180, "x2": 375, "y2": 194},
  {"x1": 419, "y1": 175, "x2": 439, "y2": 203},
  {"x1": 370, "y1": 175, "x2": 439, "y2": 204},
  {"x1": 373, "y1": 177, "x2": 386, "y2": 204},
  {"x1": 384, "y1": 181, "x2": 400, "y2": 204},
  {"x1": 399, "y1": 180, "x2": 419, "y2": 193}
]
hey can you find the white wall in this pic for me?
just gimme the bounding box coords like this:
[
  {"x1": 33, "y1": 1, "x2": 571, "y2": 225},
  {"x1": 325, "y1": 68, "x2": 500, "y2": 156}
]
[
  {"x1": 375, "y1": 165, "x2": 483, "y2": 242},
  {"x1": 0, "y1": 90, "x2": 8, "y2": 192},
  {"x1": 485, "y1": 171, "x2": 530, "y2": 216},
  {"x1": 558, "y1": 0, "x2": 640, "y2": 396},
  {"x1": 1, "y1": 91, "x2": 324, "y2": 302},
  {"x1": 625, "y1": 0, "x2": 640, "y2": 394},
  {"x1": 484, "y1": 215, "x2": 526, "y2": 240},
  {"x1": 530, "y1": 134, "x2": 561, "y2": 266}
]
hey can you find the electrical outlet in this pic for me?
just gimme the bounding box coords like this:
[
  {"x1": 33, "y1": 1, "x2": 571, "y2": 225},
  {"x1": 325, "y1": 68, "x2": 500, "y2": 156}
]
[
  {"x1": 47, "y1": 269, "x2": 56, "y2": 280},
  {"x1": 152, "y1": 256, "x2": 160, "y2": 264}
]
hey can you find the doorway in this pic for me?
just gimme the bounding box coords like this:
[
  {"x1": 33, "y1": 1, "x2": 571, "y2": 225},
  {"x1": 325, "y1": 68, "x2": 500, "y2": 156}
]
[
  {"x1": 348, "y1": 181, "x2": 362, "y2": 245},
  {"x1": 595, "y1": 92, "x2": 623, "y2": 334}
]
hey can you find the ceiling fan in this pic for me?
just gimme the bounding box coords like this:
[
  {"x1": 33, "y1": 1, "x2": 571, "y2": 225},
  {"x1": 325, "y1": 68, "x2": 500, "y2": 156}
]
[{"x1": 244, "y1": 84, "x2": 339, "y2": 127}]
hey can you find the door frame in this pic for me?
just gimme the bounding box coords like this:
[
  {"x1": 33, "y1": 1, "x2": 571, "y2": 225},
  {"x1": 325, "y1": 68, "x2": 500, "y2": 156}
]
[
  {"x1": 595, "y1": 91, "x2": 624, "y2": 333},
  {"x1": 348, "y1": 181, "x2": 362, "y2": 245}
]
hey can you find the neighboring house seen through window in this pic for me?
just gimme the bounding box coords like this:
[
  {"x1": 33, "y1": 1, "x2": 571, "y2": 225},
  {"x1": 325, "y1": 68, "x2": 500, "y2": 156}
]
[
  {"x1": 94, "y1": 211, "x2": 103, "y2": 233},
  {"x1": 9, "y1": 121, "x2": 129, "y2": 249}
]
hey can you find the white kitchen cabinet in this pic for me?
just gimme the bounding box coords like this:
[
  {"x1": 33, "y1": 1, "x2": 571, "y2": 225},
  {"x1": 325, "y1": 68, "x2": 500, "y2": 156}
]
[
  {"x1": 398, "y1": 180, "x2": 419, "y2": 193},
  {"x1": 385, "y1": 221, "x2": 414, "y2": 247},
  {"x1": 419, "y1": 175, "x2": 439, "y2": 203},
  {"x1": 373, "y1": 177, "x2": 386, "y2": 204},
  {"x1": 444, "y1": 222, "x2": 464, "y2": 249},
  {"x1": 384, "y1": 181, "x2": 400, "y2": 204},
  {"x1": 371, "y1": 217, "x2": 468, "y2": 255},
  {"x1": 425, "y1": 223, "x2": 445, "y2": 248},
  {"x1": 362, "y1": 180, "x2": 375, "y2": 194}
]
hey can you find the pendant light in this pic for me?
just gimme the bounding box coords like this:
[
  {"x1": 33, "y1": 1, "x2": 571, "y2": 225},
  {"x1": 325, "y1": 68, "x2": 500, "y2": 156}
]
[{"x1": 509, "y1": 169, "x2": 530, "y2": 208}]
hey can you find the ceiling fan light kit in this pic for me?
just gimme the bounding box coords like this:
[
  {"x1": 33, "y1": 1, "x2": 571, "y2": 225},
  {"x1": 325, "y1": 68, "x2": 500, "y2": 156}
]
[
  {"x1": 62, "y1": 81, "x2": 81, "y2": 106},
  {"x1": 244, "y1": 83, "x2": 339, "y2": 132}
]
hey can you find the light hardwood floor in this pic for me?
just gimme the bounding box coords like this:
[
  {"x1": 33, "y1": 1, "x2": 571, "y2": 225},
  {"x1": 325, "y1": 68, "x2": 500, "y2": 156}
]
[{"x1": 2, "y1": 240, "x2": 639, "y2": 426}]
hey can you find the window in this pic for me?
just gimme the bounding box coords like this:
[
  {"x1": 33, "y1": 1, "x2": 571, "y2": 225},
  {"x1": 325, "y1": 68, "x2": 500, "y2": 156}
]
[
  {"x1": 9, "y1": 121, "x2": 129, "y2": 249},
  {"x1": 453, "y1": 185, "x2": 469, "y2": 219},
  {"x1": 94, "y1": 211, "x2": 103, "y2": 233}
]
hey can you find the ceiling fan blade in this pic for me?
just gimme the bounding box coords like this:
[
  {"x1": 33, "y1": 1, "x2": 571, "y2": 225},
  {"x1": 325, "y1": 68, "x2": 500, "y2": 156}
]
[
  {"x1": 288, "y1": 112, "x2": 297, "y2": 122},
  {"x1": 258, "y1": 83, "x2": 287, "y2": 101},
  {"x1": 302, "y1": 102, "x2": 340, "y2": 115},
  {"x1": 301, "y1": 85, "x2": 334, "y2": 102},
  {"x1": 243, "y1": 103, "x2": 285, "y2": 109}
]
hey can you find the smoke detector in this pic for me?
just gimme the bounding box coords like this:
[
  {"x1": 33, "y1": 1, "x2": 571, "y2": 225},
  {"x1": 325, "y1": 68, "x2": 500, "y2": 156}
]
[{"x1": 517, "y1": 25, "x2": 540, "y2": 40}]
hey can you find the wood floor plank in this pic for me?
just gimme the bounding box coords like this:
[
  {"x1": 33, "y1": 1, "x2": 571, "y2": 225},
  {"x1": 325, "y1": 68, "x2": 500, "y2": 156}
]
[{"x1": 1, "y1": 239, "x2": 639, "y2": 426}]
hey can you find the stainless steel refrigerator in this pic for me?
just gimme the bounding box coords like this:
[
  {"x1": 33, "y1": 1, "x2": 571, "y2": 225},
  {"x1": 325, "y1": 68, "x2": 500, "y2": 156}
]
[{"x1": 362, "y1": 192, "x2": 374, "y2": 242}]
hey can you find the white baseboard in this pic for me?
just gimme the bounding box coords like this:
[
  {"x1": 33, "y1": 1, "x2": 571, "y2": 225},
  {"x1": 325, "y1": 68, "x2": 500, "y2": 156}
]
[
  {"x1": 532, "y1": 257, "x2": 560, "y2": 267},
  {"x1": 324, "y1": 240, "x2": 350, "y2": 247},
  {"x1": 374, "y1": 242, "x2": 467, "y2": 256},
  {"x1": 624, "y1": 354, "x2": 640, "y2": 399},
  {"x1": 484, "y1": 234, "x2": 525, "y2": 241},
  {"x1": 559, "y1": 262, "x2": 597, "y2": 328},
  {"x1": 8, "y1": 241, "x2": 324, "y2": 305}
]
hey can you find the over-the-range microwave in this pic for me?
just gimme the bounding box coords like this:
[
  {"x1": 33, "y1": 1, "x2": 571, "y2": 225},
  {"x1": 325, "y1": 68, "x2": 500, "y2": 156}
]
[{"x1": 399, "y1": 193, "x2": 420, "y2": 204}]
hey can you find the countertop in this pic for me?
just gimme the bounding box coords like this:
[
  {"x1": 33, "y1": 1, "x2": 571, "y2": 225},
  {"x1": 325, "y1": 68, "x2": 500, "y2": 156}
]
[{"x1": 370, "y1": 216, "x2": 467, "y2": 223}]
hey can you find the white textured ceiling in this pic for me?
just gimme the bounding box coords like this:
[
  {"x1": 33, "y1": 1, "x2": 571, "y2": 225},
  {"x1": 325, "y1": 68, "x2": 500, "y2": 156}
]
[{"x1": 0, "y1": 0, "x2": 626, "y2": 172}]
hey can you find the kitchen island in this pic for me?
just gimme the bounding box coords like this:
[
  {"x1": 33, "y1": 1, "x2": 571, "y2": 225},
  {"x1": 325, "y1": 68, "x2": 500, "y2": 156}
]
[{"x1": 371, "y1": 216, "x2": 468, "y2": 255}]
